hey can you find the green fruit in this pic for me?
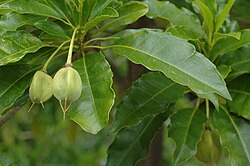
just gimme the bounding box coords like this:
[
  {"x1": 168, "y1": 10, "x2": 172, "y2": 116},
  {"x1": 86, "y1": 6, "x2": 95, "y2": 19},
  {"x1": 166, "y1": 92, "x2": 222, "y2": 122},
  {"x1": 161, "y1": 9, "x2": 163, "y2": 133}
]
[
  {"x1": 52, "y1": 66, "x2": 82, "y2": 108},
  {"x1": 196, "y1": 129, "x2": 222, "y2": 164},
  {"x1": 29, "y1": 71, "x2": 53, "y2": 105}
]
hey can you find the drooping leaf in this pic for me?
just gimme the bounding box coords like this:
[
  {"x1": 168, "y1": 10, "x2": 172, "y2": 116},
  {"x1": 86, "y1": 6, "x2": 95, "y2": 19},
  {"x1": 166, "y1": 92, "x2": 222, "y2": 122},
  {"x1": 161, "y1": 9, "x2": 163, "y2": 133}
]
[
  {"x1": 168, "y1": 108, "x2": 207, "y2": 166},
  {"x1": 227, "y1": 75, "x2": 250, "y2": 120},
  {"x1": 0, "y1": 0, "x2": 65, "y2": 23},
  {"x1": 106, "y1": 113, "x2": 168, "y2": 166},
  {"x1": 194, "y1": 0, "x2": 214, "y2": 36},
  {"x1": 145, "y1": 0, "x2": 203, "y2": 38},
  {"x1": 0, "y1": 31, "x2": 47, "y2": 66},
  {"x1": 101, "y1": 2, "x2": 148, "y2": 31},
  {"x1": 215, "y1": 0, "x2": 235, "y2": 33},
  {"x1": 0, "y1": 12, "x2": 44, "y2": 33},
  {"x1": 211, "y1": 29, "x2": 250, "y2": 61},
  {"x1": 34, "y1": 20, "x2": 69, "y2": 39},
  {"x1": 212, "y1": 107, "x2": 250, "y2": 165},
  {"x1": 84, "y1": 7, "x2": 118, "y2": 32},
  {"x1": 69, "y1": 52, "x2": 115, "y2": 134},
  {"x1": 90, "y1": 0, "x2": 113, "y2": 19},
  {"x1": 111, "y1": 29, "x2": 231, "y2": 101},
  {"x1": 111, "y1": 72, "x2": 184, "y2": 132}
]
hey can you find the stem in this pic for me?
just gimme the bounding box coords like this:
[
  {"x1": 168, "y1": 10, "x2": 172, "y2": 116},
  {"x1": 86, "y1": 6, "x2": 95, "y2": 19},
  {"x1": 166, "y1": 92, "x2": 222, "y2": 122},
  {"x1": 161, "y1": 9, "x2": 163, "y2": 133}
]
[
  {"x1": 194, "y1": 97, "x2": 200, "y2": 111},
  {"x1": 66, "y1": 27, "x2": 79, "y2": 66},
  {"x1": 42, "y1": 40, "x2": 70, "y2": 71},
  {"x1": 206, "y1": 99, "x2": 210, "y2": 120},
  {"x1": 0, "y1": 106, "x2": 22, "y2": 127},
  {"x1": 84, "y1": 37, "x2": 119, "y2": 46},
  {"x1": 79, "y1": 0, "x2": 84, "y2": 27},
  {"x1": 83, "y1": 45, "x2": 113, "y2": 50}
]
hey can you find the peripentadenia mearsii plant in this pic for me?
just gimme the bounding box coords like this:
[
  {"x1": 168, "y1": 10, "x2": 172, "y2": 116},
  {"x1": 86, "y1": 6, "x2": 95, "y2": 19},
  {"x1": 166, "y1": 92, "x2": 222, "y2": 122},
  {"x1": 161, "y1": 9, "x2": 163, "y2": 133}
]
[{"x1": 28, "y1": 27, "x2": 82, "y2": 119}]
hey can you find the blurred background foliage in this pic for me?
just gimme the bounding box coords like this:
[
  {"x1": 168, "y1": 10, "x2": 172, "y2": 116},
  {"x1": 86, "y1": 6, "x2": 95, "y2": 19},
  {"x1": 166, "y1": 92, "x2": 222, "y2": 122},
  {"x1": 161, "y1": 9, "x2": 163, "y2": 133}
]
[{"x1": 0, "y1": 0, "x2": 249, "y2": 166}]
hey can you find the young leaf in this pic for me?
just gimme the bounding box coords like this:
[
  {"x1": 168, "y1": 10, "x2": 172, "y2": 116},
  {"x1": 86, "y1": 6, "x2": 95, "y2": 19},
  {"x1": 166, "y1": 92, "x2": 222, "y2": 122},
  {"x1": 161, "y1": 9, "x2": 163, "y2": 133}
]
[
  {"x1": 34, "y1": 20, "x2": 69, "y2": 39},
  {"x1": 100, "y1": 2, "x2": 148, "y2": 31},
  {"x1": 90, "y1": 0, "x2": 113, "y2": 19},
  {"x1": 111, "y1": 29, "x2": 231, "y2": 101},
  {"x1": 69, "y1": 52, "x2": 115, "y2": 134},
  {"x1": 194, "y1": 0, "x2": 214, "y2": 37},
  {"x1": 227, "y1": 75, "x2": 250, "y2": 120},
  {"x1": 169, "y1": 108, "x2": 207, "y2": 166},
  {"x1": 106, "y1": 113, "x2": 168, "y2": 166},
  {"x1": 84, "y1": 7, "x2": 118, "y2": 32},
  {"x1": 145, "y1": 0, "x2": 203, "y2": 38},
  {"x1": 0, "y1": 12, "x2": 44, "y2": 32},
  {"x1": 215, "y1": 0, "x2": 235, "y2": 33},
  {"x1": 111, "y1": 72, "x2": 184, "y2": 132},
  {"x1": 0, "y1": 31, "x2": 47, "y2": 66},
  {"x1": 212, "y1": 107, "x2": 250, "y2": 165},
  {"x1": 211, "y1": 29, "x2": 250, "y2": 61}
]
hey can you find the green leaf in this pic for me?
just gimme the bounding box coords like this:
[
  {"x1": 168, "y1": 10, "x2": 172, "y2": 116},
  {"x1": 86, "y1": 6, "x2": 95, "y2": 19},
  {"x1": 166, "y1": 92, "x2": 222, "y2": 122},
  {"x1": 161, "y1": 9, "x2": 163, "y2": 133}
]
[
  {"x1": 90, "y1": 0, "x2": 113, "y2": 19},
  {"x1": 69, "y1": 52, "x2": 115, "y2": 134},
  {"x1": 34, "y1": 20, "x2": 69, "y2": 39},
  {"x1": 111, "y1": 29, "x2": 231, "y2": 101},
  {"x1": 214, "y1": 32, "x2": 241, "y2": 42},
  {"x1": 211, "y1": 29, "x2": 250, "y2": 61},
  {"x1": 0, "y1": 64, "x2": 38, "y2": 113},
  {"x1": 217, "y1": 65, "x2": 231, "y2": 79},
  {"x1": 0, "y1": 31, "x2": 47, "y2": 66},
  {"x1": 215, "y1": 0, "x2": 235, "y2": 33},
  {"x1": 84, "y1": 7, "x2": 118, "y2": 32},
  {"x1": 106, "y1": 113, "x2": 168, "y2": 166},
  {"x1": 167, "y1": 26, "x2": 201, "y2": 40},
  {"x1": 227, "y1": 75, "x2": 250, "y2": 120},
  {"x1": 0, "y1": 12, "x2": 44, "y2": 32},
  {"x1": 111, "y1": 72, "x2": 184, "y2": 132},
  {"x1": 145, "y1": 0, "x2": 203, "y2": 38},
  {"x1": 194, "y1": 0, "x2": 214, "y2": 36},
  {"x1": 168, "y1": 108, "x2": 207, "y2": 166},
  {"x1": 212, "y1": 107, "x2": 250, "y2": 165},
  {"x1": 101, "y1": 2, "x2": 148, "y2": 31},
  {"x1": 42, "y1": 0, "x2": 69, "y2": 21},
  {"x1": 0, "y1": 0, "x2": 64, "y2": 23}
]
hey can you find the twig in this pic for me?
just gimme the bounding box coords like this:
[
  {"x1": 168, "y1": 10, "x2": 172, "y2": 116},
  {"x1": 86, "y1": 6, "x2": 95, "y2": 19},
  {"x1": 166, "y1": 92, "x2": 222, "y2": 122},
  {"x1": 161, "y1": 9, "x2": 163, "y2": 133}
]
[{"x1": 0, "y1": 106, "x2": 22, "y2": 127}]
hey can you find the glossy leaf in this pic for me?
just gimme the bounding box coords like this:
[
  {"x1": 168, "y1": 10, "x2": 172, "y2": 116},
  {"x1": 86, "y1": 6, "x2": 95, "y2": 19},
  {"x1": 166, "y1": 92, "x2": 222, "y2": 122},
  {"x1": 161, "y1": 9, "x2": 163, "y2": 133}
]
[
  {"x1": 145, "y1": 0, "x2": 203, "y2": 38},
  {"x1": 69, "y1": 52, "x2": 115, "y2": 134},
  {"x1": 0, "y1": 0, "x2": 63, "y2": 19},
  {"x1": 101, "y1": 2, "x2": 148, "y2": 31},
  {"x1": 212, "y1": 107, "x2": 250, "y2": 165},
  {"x1": 0, "y1": 64, "x2": 38, "y2": 113},
  {"x1": 112, "y1": 72, "x2": 184, "y2": 132},
  {"x1": 84, "y1": 7, "x2": 118, "y2": 32},
  {"x1": 227, "y1": 75, "x2": 250, "y2": 120},
  {"x1": 211, "y1": 29, "x2": 250, "y2": 61},
  {"x1": 42, "y1": 0, "x2": 69, "y2": 21},
  {"x1": 35, "y1": 20, "x2": 69, "y2": 39},
  {"x1": 0, "y1": 31, "x2": 47, "y2": 66},
  {"x1": 168, "y1": 108, "x2": 207, "y2": 166},
  {"x1": 107, "y1": 113, "x2": 168, "y2": 166},
  {"x1": 90, "y1": 0, "x2": 113, "y2": 19},
  {"x1": 111, "y1": 29, "x2": 231, "y2": 101},
  {"x1": 215, "y1": 0, "x2": 235, "y2": 33},
  {"x1": 0, "y1": 12, "x2": 44, "y2": 33}
]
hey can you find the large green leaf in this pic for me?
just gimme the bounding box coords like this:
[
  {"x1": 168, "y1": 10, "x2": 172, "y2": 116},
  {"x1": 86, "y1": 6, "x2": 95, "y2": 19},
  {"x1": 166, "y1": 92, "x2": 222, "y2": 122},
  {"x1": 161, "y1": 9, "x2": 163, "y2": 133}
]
[
  {"x1": 106, "y1": 113, "x2": 168, "y2": 166},
  {"x1": 111, "y1": 72, "x2": 184, "y2": 132},
  {"x1": 0, "y1": 0, "x2": 64, "y2": 22},
  {"x1": 101, "y1": 2, "x2": 148, "y2": 31},
  {"x1": 90, "y1": 0, "x2": 113, "y2": 19},
  {"x1": 111, "y1": 29, "x2": 231, "y2": 101},
  {"x1": 0, "y1": 64, "x2": 38, "y2": 113},
  {"x1": 211, "y1": 29, "x2": 250, "y2": 61},
  {"x1": 69, "y1": 52, "x2": 115, "y2": 134},
  {"x1": 34, "y1": 20, "x2": 69, "y2": 39},
  {"x1": 168, "y1": 108, "x2": 207, "y2": 166},
  {"x1": 84, "y1": 7, "x2": 118, "y2": 32},
  {"x1": 227, "y1": 75, "x2": 250, "y2": 120},
  {"x1": 212, "y1": 107, "x2": 250, "y2": 165},
  {"x1": 42, "y1": 0, "x2": 69, "y2": 21},
  {"x1": 0, "y1": 12, "x2": 44, "y2": 33},
  {"x1": 145, "y1": 0, "x2": 203, "y2": 38},
  {"x1": 0, "y1": 31, "x2": 47, "y2": 66}
]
